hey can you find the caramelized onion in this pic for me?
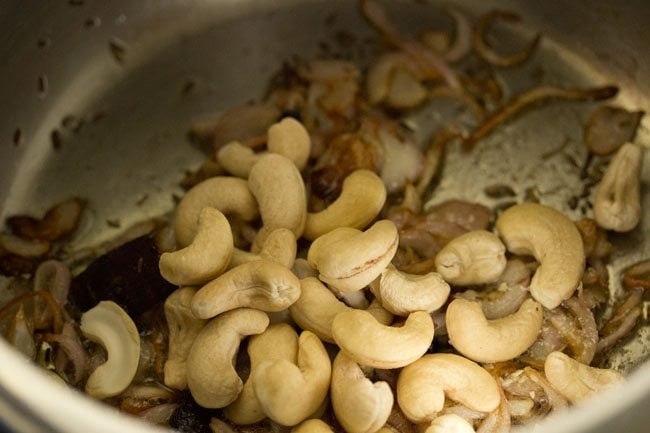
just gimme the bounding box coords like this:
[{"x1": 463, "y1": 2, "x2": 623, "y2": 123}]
[
  {"x1": 6, "y1": 198, "x2": 85, "y2": 242},
  {"x1": 473, "y1": 10, "x2": 541, "y2": 67},
  {"x1": 444, "y1": 5, "x2": 473, "y2": 63},
  {"x1": 597, "y1": 287, "x2": 645, "y2": 353}
]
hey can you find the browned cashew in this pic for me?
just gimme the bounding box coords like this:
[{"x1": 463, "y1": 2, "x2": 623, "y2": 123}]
[
  {"x1": 173, "y1": 176, "x2": 258, "y2": 247},
  {"x1": 253, "y1": 331, "x2": 331, "y2": 426},
  {"x1": 446, "y1": 298, "x2": 543, "y2": 363},
  {"x1": 186, "y1": 308, "x2": 269, "y2": 408},
  {"x1": 159, "y1": 207, "x2": 233, "y2": 286},
  {"x1": 163, "y1": 287, "x2": 207, "y2": 390},
  {"x1": 331, "y1": 352, "x2": 393, "y2": 433},
  {"x1": 332, "y1": 309, "x2": 434, "y2": 368},
  {"x1": 308, "y1": 220, "x2": 399, "y2": 292},
  {"x1": 192, "y1": 260, "x2": 301, "y2": 319},
  {"x1": 495, "y1": 203, "x2": 585, "y2": 309},
  {"x1": 397, "y1": 353, "x2": 500, "y2": 423},
  {"x1": 224, "y1": 324, "x2": 299, "y2": 424}
]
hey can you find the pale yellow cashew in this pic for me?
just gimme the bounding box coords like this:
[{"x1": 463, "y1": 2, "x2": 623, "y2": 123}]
[
  {"x1": 303, "y1": 169, "x2": 387, "y2": 240},
  {"x1": 159, "y1": 207, "x2": 233, "y2": 286},
  {"x1": 397, "y1": 353, "x2": 500, "y2": 423},
  {"x1": 229, "y1": 228, "x2": 296, "y2": 269},
  {"x1": 186, "y1": 308, "x2": 269, "y2": 408},
  {"x1": 425, "y1": 414, "x2": 476, "y2": 433},
  {"x1": 267, "y1": 117, "x2": 311, "y2": 171},
  {"x1": 216, "y1": 141, "x2": 262, "y2": 178},
  {"x1": 446, "y1": 298, "x2": 543, "y2": 363},
  {"x1": 375, "y1": 266, "x2": 450, "y2": 316},
  {"x1": 291, "y1": 419, "x2": 334, "y2": 433},
  {"x1": 495, "y1": 203, "x2": 585, "y2": 309},
  {"x1": 192, "y1": 260, "x2": 301, "y2": 320}
]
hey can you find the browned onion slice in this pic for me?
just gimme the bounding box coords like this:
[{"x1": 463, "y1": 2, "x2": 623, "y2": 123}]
[{"x1": 473, "y1": 10, "x2": 541, "y2": 67}]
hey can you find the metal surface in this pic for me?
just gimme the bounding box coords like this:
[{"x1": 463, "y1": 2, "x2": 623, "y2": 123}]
[{"x1": 0, "y1": 0, "x2": 648, "y2": 432}]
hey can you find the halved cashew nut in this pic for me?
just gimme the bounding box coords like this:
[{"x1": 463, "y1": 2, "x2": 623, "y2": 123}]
[
  {"x1": 303, "y1": 170, "x2": 387, "y2": 240},
  {"x1": 217, "y1": 141, "x2": 262, "y2": 178},
  {"x1": 186, "y1": 308, "x2": 269, "y2": 408},
  {"x1": 446, "y1": 298, "x2": 543, "y2": 363},
  {"x1": 396, "y1": 353, "x2": 500, "y2": 423},
  {"x1": 425, "y1": 414, "x2": 476, "y2": 433},
  {"x1": 192, "y1": 260, "x2": 301, "y2": 320},
  {"x1": 253, "y1": 331, "x2": 331, "y2": 426},
  {"x1": 80, "y1": 301, "x2": 140, "y2": 399},
  {"x1": 544, "y1": 351, "x2": 625, "y2": 403},
  {"x1": 331, "y1": 352, "x2": 393, "y2": 433},
  {"x1": 375, "y1": 266, "x2": 450, "y2": 316},
  {"x1": 267, "y1": 117, "x2": 311, "y2": 170},
  {"x1": 434, "y1": 230, "x2": 507, "y2": 286},
  {"x1": 495, "y1": 203, "x2": 585, "y2": 309},
  {"x1": 308, "y1": 220, "x2": 399, "y2": 292},
  {"x1": 174, "y1": 176, "x2": 258, "y2": 247},
  {"x1": 224, "y1": 324, "x2": 299, "y2": 424},
  {"x1": 292, "y1": 419, "x2": 334, "y2": 433},
  {"x1": 332, "y1": 309, "x2": 434, "y2": 368},
  {"x1": 249, "y1": 153, "x2": 307, "y2": 248},
  {"x1": 229, "y1": 228, "x2": 296, "y2": 269},
  {"x1": 160, "y1": 207, "x2": 233, "y2": 286},
  {"x1": 163, "y1": 287, "x2": 207, "y2": 390},
  {"x1": 594, "y1": 142, "x2": 644, "y2": 232}
]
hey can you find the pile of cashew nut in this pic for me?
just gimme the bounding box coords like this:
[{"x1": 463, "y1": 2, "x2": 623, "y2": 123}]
[{"x1": 147, "y1": 114, "x2": 634, "y2": 433}]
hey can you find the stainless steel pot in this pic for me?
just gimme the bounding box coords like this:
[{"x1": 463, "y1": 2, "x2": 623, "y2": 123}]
[{"x1": 0, "y1": 0, "x2": 648, "y2": 432}]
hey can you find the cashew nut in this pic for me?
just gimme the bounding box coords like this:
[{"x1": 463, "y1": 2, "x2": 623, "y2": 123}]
[
  {"x1": 192, "y1": 260, "x2": 301, "y2": 319},
  {"x1": 332, "y1": 309, "x2": 434, "y2": 368},
  {"x1": 425, "y1": 414, "x2": 476, "y2": 433},
  {"x1": 366, "y1": 298, "x2": 395, "y2": 326},
  {"x1": 174, "y1": 177, "x2": 258, "y2": 247},
  {"x1": 80, "y1": 301, "x2": 140, "y2": 399},
  {"x1": 267, "y1": 117, "x2": 311, "y2": 170},
  {"x1": 594, "y1": 142, "x2": 644, "y2": 232},
  {"x1": 217, "y1": 141, "x2": 262, "y2": 178},
  {"x1": 292, "y1": 419, "x2": 334, "y2": 433},
  {"x1": 544, "y1": 351, "x2": 625, "y2": 403},
  {"x1": 163, "y1": 287, "x2": 207, "y2": 390},
  {"x1": 434, "y1": 230, "x2": 507, "y2": 286},
  {"x1": 446, "y1": 298, "x2": 543, "y2": 363},
  {"x1": 375, "y1": 266, "x2": 450, "y2": 316},
  {"x1": 331, "y1": 352, "x2": 393, "y2": 433},
  {"x1": 224, "y1": 323, "x2": 299, "y2": 424},
  {"x1": 160, "y1": 207, "x2": 234, "y2": 286},
  {"x1": 303, "y1": 170, "x2": 387, "y2": 240},
  {"x1": 253, "y1": 331, "x2": 331, "y2": 426},
  {"x1": 248, "y1": 153, "x2": 307, "y2": 248},
  {"x1": 337, "y1": 288, "x2": 370, "y2": 309},
  {"x1": 186, "y1": 308, "x2": 269, "y2": 408},
  {"x1": 292, "y1": 258, "x2": 319, "y2": 279},
  {"x1": 495, "y1": 203, "x2": 585, "y2": 309},
  {"x1": 307, "y1": 220, "x2": 399, "y2": 292},
  {"x1": 396, "y1": 353, "x2": 500, "y2": 423},
  {"x1": 229, "y1": 228, "x2": 296, "y2": 269}
]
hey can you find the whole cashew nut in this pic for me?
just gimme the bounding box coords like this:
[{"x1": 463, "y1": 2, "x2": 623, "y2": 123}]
[
  {"x1": 229, "y1": 228, "x2": 296, "y2": 269},
  {"x1": 425, "y1": 414, "x2": 476, "y2": 433},
  {"x1": 303, "y1": 170, "x2": 387, "y2": 240},
  {"x1": 192, "y1": 260, "x2": 301, "y2": 320},
  {"x1": 544, "y1": 351, "x2": 625, "y2": 403},
  {"x1": 159, "y1": 207, "x2": 233, "y2": 286},
  {"x1": 267, "y1": 117, "x2": 311, "y2": 171},
  {"x1": 308, "y1": 220, "x2": 399, "y2": 292},
  {"x1": 434, "y1": 230, "x2": 507, "y2": 286},
  {"x1": 174, "y1": 177, "x2": 258, "y2": 247},
  {"x1": 331, "y1": 352, "x2": 393, "y2": 433},
  {"x1": 332, "y1": 309, "x2": 434, "y2": 368},
  {"x1": 495, "y1": 203, "x2": 585, "y2": 309},
  {"x1": 217, "y1": 141, "x2": 262, "y2": 178},
  {"x1": 396, "y1": 353, "x2": 500, "y2": 423},
  {"x1": 80, "y1": 301, "x2": 141, "y2": 399},
  {"x1": 253, "y1": 331, "x2": 332, "y2": 426},
  {"x1": 186, "y1": 308, "x2": 269, "y2": 408},
  {"x1": 375, "y1": 266, "x2": 450, "y2": 316},
  {"x1": 248, "y1": 153, "x2": 307, "y2": 248},
  {"x1": 163, "y1": 287, "x2": 207, "y2": 390},
  {"x1": 224, "y1": 324, "x2": 299, "y2": 424},
  {"x1": 594, "y1": 142, "x2": 644, "y2": 232},
  {"x1": 292, "y1": 419, "x2": 334, "y2": 433},
  {"x1": 446, "y1": 298, "x2": 543, "y2": 363}
]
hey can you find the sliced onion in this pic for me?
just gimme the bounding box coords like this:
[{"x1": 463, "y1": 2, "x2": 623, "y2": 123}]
[
  {"x1": 376, "y1": 126, "x2": 423, "y2": 193},
  {"x1": 0, "y1": 234, "x2": 49, "y2": 258},
  {"x1": 597, "y1": 287, "x2": 645, "y2": 353},
  {"x1": 585, "y1": 106, "x2": 644, "y2": 155},
  {"x1": 137, "y1": 403, "x2": 180, "y2": 425},
  {"x1": 524, "y1": 367, "x2": 568, "y2": 411},
  {"x1": 34, "y1": 260, "x2": 71, "y2": 308},
  {"x1": 473, "y1": 10, "x2": 541, "y2": 67},
  {"x1": 463, "y1": 84, "x2": 618, "y2": 150},
  {"x1": 444, "y1": 5, "x2": 473, "y2": 63},
  {"x1": 415, "y1": 126, "x2": 462, "y2": 196},
  {"x1": 48, "y1": 322, "x2": 88, "y2": 384},
  {"x1": 624, "y1": 259, "x2": 650, "y2": 290},
  {"x1": 477, "y1": 385, "x2": 510, "y2": 433},
  {"x1": 563, "y1": 295, "x2": 598, "y2": 364},
  {"x1": 6, "y1": 198, "x2": 85, "y2": 242}
]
